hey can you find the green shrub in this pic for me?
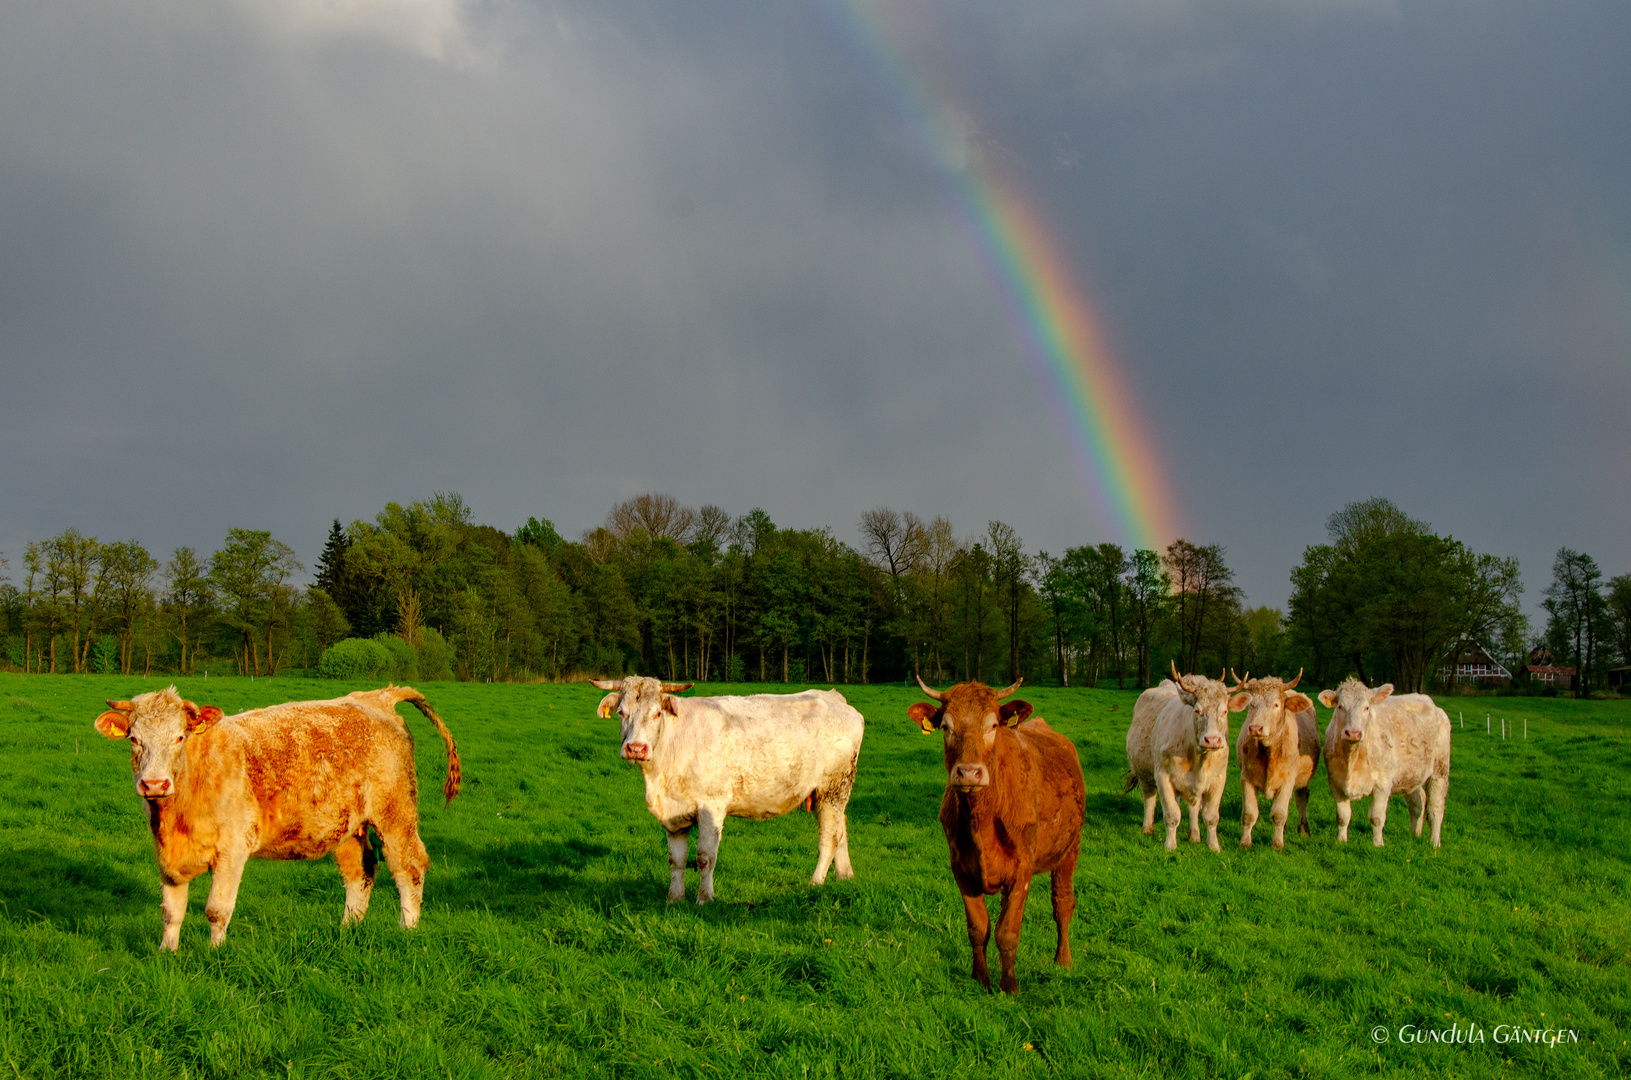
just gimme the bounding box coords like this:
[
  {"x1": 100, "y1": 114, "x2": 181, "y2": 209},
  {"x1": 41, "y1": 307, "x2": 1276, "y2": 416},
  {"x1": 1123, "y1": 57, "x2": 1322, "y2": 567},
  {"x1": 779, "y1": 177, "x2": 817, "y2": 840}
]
[
  {"x1": 318, "y1": 637, "x2": 395, "y2": 680},
  {"x1": 90, "y1": 636, "x2": 120, "y2": 675},
  {"x1": 373, "y1": 633, "x2": 418, "y2": 681},
  {"x1": 416, "y1": 628, "x2": 455, "y2": 682}
]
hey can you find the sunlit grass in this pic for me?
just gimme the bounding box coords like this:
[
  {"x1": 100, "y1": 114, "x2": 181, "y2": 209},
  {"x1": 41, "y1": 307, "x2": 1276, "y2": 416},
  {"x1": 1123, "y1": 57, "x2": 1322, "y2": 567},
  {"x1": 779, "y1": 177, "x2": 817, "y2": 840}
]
[{"x1": 1, "y1": 675, "x2": 1627, "y2": 1078}]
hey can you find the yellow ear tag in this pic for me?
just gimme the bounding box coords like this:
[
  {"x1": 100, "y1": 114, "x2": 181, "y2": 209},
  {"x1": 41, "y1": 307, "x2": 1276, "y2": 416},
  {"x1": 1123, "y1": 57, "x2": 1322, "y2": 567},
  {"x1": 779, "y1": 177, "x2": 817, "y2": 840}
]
[{"x1": 918, "y1": 721, "x2": 935, "y2": 734}]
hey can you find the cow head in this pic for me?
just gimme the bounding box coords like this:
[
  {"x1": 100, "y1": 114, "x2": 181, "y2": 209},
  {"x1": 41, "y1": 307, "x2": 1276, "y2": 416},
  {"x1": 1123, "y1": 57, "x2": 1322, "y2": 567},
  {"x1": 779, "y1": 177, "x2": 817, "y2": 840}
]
[
  {"x1": 1317, "y1": 677, "x2": 1392, "y2": 743},
  {"x1": 591, "y1": 676, "x2": 694, "y2": 762},
  {"x1": 1230, "y1": 668, "x2": 1312, "y2": 746},
  {"x1": 1170, "y1": 661, "x2": 1239, "y2": 752},
  {"x1": 94, "y1": 686, "x2": 223, "y2": 800},
  {"x1": 908, "y1": 676, "x2": 1030, "y2": 792}
]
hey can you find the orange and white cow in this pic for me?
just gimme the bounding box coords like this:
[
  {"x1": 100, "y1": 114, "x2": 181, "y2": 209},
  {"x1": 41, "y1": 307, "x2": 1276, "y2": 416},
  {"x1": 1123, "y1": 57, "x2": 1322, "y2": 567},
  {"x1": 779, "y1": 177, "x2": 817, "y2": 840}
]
[
  {"x1": 1230, "y1": 669, "x2": 1320, "y2": 849},
  {"x1": 1124, "y1": 663, "x2": 1241, "y2": 852},
  {"x1": 1319, "y1": 678, "x2": 1451, "y2": 847},
  {"x1": 94, "y1": 685, "x2": 461, "y2": 950},
  {"x1": 593, "y1": 676, "x2": 864, "y2": 904}
]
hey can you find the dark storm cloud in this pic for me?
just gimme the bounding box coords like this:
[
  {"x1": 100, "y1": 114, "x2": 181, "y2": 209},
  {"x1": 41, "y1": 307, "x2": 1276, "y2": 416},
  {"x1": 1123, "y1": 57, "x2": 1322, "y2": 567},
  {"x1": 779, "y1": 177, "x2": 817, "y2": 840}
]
[{"x1": 1, "y1": 0, "x2": 1626, "y2": 616}]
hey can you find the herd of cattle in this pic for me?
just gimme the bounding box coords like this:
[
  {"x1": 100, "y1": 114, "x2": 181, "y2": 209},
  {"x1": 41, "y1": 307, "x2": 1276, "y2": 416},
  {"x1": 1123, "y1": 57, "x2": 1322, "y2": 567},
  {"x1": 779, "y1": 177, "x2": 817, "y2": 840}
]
[{"x1": 92, "y1": 667, "x2": 1452, "y2": 991}]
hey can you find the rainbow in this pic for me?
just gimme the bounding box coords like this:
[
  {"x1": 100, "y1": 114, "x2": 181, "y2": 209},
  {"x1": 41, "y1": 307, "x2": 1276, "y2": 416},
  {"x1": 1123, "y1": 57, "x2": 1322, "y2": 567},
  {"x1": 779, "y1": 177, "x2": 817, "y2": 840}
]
[{"x1": 821, "y1": 0, "x2": 1181, "y2": 552}]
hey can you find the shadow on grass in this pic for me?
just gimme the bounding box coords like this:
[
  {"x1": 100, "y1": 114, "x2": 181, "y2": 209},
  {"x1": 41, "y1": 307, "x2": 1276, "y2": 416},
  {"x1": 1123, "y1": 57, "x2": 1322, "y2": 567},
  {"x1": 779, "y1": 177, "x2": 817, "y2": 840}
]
[
  {"x1": 0, "y1": 844, "x2": 151, "y2": 924},
  {"x1": 434, "y1": 836, "x2": 660, "y2": 911}
]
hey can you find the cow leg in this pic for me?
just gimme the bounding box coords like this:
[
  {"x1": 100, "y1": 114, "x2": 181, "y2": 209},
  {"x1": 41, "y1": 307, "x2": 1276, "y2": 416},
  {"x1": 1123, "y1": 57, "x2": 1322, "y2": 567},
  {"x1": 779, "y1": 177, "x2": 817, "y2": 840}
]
[
  {"x1": 204, "y1": 851, "x2": 248, "y2": 947},
  {"x1": 960, "y1": 893, "x2": 992, "y2": 991},
  {"x1": 993, "y1": 876, "x2": 1031, "y2": 995},
  {"x1": 811, "y1": 798, "x2": 851, "y2": 885},
  {"x1": 1156, "y1": 772, "x2": 1181, "y2": 851},
  {"x1": 1404, "y1": 787, "x2": 1427, "y2": 837},
  {"x1": 666, "y1": 829, "x2": 690, "y2": 902},
  {"x1": 1050, "y1": 852, "x2": 1077, "y2": 969},
  {"x1": 1295, "y1": 786, "x2": 1311, "y2": 836},
  {"x1": 1239, "y1": 780, "x2": 1260, "y2": 848},
  {"x1": 1333, "y1": 796, "x2": 1352, "y2": 843},
  {"x1": 159, "y1": 876, "x2": 190, "y2": 952},
  {"x1": 335, "y1": 831, "x2": 377, "y2": 925},
  {"x1": 1187, "y1": 794, "x2": 1203, "y2": 845},
  {"x1": 1426, "y1": 774, "x2": 1448, "y2": 848},
  {"x1": 1369, "y1": 792, "x2": 1389, "y2": 847},
  {"x1": 695, "y1": 807, "x2": 726, "y2": 905},
  {"x1": 1269, "y1": 784, "x2": 1295, "y2": 851},
  {"x1": 379, "y1": 826, "x2": 430, "y2": 929},
  {"x1": 1202, "y1": 784, "x2": 1223, "y2": 852},
  {"x1": 1139, "y1": 779, "x2": 1158, "y2": 837}
]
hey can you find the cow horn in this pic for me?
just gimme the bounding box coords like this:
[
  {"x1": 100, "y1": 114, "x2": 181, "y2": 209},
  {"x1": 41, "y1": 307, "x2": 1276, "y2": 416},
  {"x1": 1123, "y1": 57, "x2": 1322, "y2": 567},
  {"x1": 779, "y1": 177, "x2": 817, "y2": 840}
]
[
  {"x1": 1229, "y1": 668, "x2": 1250, "y2": 689},
  {"x1": 1170, "y1": 660, "x2": 1191, "y2": 691},
  {"x1": 1285, "y1": 668, "x2": 1303, "y2": 690},
  {"x1": 660, "y1": 682, "x2": 694, "y2": 693},
  {"x1": 105, "y1": 699, "x2": 133, "y2": 712},
  {"x1": 915, "y1": 674, "x2": 949, "y2": 702},
  {"x1": 995, "y1": 678, "x2": 1023, "y2": 700}
]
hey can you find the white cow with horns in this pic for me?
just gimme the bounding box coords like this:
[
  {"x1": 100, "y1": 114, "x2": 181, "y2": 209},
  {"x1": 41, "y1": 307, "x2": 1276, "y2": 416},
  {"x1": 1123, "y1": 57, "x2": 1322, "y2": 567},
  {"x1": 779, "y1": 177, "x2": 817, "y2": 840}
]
[{"x1": 592, "y1": 676, "x2": 865, "y2": 903}]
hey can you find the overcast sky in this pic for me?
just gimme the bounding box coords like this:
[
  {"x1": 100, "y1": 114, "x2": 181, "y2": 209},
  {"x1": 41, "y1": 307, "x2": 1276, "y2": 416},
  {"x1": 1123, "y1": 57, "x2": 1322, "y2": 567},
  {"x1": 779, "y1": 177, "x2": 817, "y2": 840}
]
[{"x1": 2, "y1": 0, "x2": 1627, "y2": 615}]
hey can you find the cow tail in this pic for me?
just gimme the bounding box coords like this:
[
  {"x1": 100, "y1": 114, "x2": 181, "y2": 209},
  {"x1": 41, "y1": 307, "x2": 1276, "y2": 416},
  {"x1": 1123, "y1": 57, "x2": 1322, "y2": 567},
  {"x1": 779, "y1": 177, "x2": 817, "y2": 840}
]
[
  {"x1": 402, "y1": 692, "x2": 463, "y2": 807},
  {"x1": 1121, "y1": 771, "x2": 1138, "y2": 794}
]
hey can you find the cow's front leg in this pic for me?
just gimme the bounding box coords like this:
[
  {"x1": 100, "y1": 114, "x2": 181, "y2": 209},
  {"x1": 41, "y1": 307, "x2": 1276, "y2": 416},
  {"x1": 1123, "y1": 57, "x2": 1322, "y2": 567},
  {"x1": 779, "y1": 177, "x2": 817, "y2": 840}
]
[
  {"x1": 695, "y1": 807, "x2": 726, "y2": 904},
  {"x1": 1239, "y1": 780, "x2": 1260, "y2": 847},
  {"x1": 1156, "y1": 773, "x2": 1181, "y2": 851},
  {"x1": 1187, "y1": 793, "x2": 1203, "y2": 845},
  {"x1": 1202, "y1": 784, "x2": 1222, "y2": 852},
  {"x1": 159, "y1": 876, "x2": 190, "y2": 952},
  {"x1": 1369, "y1": 791, "x2": 1390, "y2": 847},
  {"x1": 960, "y1": 893, "x2": 992, "y2": 990},
  {"x1": 1333, "y1": 795, "x2": 1352, "y2": 843},
  {"x1": 993, "y1": 874, "x2": 1031, "y2": 995},
  {"x1": 1269, "y1": 783, "x2": 1295, "y2": 851},
  {"x1": 665, "y1": 829, "x2": 689, "y2": 902},
  {"x1": 204, "y1": 851, "x2": 248, "y2": 947}
]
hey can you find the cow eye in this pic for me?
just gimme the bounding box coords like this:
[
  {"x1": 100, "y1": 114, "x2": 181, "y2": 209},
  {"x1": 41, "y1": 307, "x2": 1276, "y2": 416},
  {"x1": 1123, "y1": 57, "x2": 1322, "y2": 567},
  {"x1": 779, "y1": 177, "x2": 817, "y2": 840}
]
[
  {"x1": 128, "y1": 735, "x2": 139, "y2": 744},
  {"x1": 175, "y1": 735, "x2": 185, "y2": 744}
]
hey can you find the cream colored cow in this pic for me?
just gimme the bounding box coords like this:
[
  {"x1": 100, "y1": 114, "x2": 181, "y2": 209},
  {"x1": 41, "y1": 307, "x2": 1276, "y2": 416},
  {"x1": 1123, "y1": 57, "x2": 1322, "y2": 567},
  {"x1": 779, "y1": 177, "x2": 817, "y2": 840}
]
[
  {"x1": 1124, "y1": 663, "x2": 1241, "y2": 852},
  {"x1": 1230, "y1": 670, "x2": 1320, "y2": 849},
  {"x1": 593, "y1": 676, "x2": 864, "y2": 903},
  {"x1": 1319, "y1": 678, "x2": 1451, "y2": 847}
]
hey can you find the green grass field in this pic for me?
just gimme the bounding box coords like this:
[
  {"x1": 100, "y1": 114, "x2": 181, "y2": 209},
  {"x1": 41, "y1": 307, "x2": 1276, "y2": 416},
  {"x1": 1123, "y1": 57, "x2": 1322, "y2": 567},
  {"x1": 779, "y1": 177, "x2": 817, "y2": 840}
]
[{"x1": 1, "y1": 674, "x2": 1627, "y2": 1079}]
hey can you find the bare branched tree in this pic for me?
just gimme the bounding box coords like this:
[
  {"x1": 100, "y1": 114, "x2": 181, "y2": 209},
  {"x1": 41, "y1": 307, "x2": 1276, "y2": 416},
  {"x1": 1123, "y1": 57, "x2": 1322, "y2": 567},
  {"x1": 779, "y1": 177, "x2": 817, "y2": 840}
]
[{"x1": 606, "y1": 493, "x2": 696, "y2": 543}]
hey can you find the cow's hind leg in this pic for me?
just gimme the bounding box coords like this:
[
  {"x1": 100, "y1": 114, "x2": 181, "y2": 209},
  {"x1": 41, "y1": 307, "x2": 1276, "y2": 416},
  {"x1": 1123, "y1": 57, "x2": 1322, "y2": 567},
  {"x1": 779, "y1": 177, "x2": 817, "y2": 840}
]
[
  {"x1": 1050, "y1": 851, "x2": 1078, "y2": 969},
  {"x1": 1295, "y1": 786, "x2": 1311, "y2": 836},
  {"x1": 695, "y1": 806, "x2": 727, "y2": 905},
  {"x1": 335, "y1": 830, "x2": 377, "y2": 926},
  {"x1": 961, "y1": 893, "x2": 992, "y2": 991},
  {"x1": 378, "y1": 820, "x2": 430, "y2": 929},
  {"x1": 1426, "y1": 773, "x2": 1448, "y2": 848},
  {"x1": 1369, "y1": 792, "x2": 1390, "y2": 847},
  {"x1": 1404, "y1": 787, "x2": 1427, "y2": 838},
  {"x1": 1156, "y1": 773, "x2": 1182, "y2": 851},
  {"x1": 812, "y1": 760, "x2": 857, "y2": 884},
  {"x1": 1139, "y1": 779, "x2": 1158, "y2": 837}
]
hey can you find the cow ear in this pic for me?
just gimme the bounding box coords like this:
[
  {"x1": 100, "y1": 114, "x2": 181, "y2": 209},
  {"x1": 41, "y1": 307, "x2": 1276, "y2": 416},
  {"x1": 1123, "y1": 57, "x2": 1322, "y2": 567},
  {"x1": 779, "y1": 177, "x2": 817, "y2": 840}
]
[
  {"x1": 94, "y1": 708, "x2": 132, "y2": 739},
  {"x1": 999, "y1": 700, "x2": 1032, "y2": 726},
  {"x1": 1318, "y1": 689, "x2": 1337, "y2": 708},
  {"x1": 907, "y1": 701, "x2": 942, "y2": 734},
  {"x1": 597, "y1": 693, "x2": 621, "y2": 719},
  {"x1": 1228, "y1": 692, "x2": 1251, "y2": 713},
  {"x1": 1372, "y1": 684, "x2": 1393, "y2": 704},
  {"x1": 1286, "y1": 692, "x2": 1313, "y2": 713},
  {"x1": 661, "y1": 695, "x2": 680, "y2": 716},
  {"x1": 182, "y1": 701, "x2": 222, "y2": 733}
]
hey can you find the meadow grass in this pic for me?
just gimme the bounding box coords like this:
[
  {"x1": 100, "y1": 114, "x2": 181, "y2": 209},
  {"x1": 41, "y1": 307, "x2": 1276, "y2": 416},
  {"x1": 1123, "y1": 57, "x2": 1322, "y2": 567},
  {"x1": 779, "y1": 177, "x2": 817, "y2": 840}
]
[{"x1": 0, "y1": 674, "x2": 1627, "y2": 1079}]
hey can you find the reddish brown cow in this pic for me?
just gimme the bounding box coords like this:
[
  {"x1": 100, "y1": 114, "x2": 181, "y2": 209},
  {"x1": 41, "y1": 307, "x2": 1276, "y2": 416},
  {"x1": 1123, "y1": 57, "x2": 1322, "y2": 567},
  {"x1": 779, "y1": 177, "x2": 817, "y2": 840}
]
[
  {"x1": 94, "y1": 685, "x2": 460, "y2": 950},
  {"x1": 908, "y1": 677, "x2": 1085, "y2": 994}
]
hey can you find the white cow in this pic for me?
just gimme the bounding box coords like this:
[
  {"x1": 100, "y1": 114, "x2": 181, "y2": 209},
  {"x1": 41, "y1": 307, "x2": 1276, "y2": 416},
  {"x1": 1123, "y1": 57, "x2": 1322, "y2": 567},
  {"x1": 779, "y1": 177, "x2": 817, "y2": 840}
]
[
  {"x1": 592, "y1": 676, "x2": 865, "y2": 903},
  {"x1": 1124, "y1": 663, "x2": 1240, "y2": 852},
  {"x1": 1319, "y1": 678, "x2": 1452, "y2": 847}
]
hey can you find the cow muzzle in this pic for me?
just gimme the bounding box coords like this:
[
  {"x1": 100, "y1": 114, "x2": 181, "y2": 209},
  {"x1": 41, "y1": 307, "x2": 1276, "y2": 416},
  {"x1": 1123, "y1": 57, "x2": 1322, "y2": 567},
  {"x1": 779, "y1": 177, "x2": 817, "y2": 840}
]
[
  {"x1": 1342, "y1": 729, "x2": 1364, "y2": 743},
  {"x1": 138, "y1": 778, "x2": 173, "y2": 799},
  {"x1": 1247, "y1": 724, "x2": 1266, "y2": 738},
  {"x1": 1200, "y1": 735, "x2": 1226, "y2": 750},
  {"x1": 950, "y1": 763, "x2": 989, "y2": 790},
  {"x1": 621, "y1": 742, "x2": 651, "y2": 762}
]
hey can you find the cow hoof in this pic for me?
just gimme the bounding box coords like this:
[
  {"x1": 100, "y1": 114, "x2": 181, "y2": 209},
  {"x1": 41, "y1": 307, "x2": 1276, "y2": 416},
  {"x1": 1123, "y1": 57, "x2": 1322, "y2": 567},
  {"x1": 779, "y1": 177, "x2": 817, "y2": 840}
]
[
  {"x1": 1239, "y1": 838, "x2": 1252, "y2": 848},
  {"x1": 1272, "y1": 839, "x2": 1284, "y2": 851}
]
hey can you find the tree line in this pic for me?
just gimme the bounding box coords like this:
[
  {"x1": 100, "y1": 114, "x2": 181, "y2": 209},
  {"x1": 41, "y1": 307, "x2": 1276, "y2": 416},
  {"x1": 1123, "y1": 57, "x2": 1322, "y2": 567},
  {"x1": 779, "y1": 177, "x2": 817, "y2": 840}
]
[{"x1": 1, "y1": 494, "x2": 1625, "y2": 695}]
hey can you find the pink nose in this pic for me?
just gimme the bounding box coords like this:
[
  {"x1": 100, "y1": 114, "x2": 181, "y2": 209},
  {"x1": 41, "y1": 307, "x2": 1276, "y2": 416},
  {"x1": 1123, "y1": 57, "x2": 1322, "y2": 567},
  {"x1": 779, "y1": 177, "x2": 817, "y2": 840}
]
[
  {"x1": 951, "y1": 763, "x2": 989, "y2": 788},
  {"x1": 1247, "y1": 725, "x2": 1266, "y2": 737},
  {"x1": 622, "y1": 742, "x2": 650, "y2": 761},
  {"x1": 1343, "y1": 729, "x2": 1364, "y2": 742},
  {"x1": 138, "y1": 778, "x2": 172, "y2": 798},
  {"x1": 1201, "y1": 735, "x2": 1225, "y2": 749}
]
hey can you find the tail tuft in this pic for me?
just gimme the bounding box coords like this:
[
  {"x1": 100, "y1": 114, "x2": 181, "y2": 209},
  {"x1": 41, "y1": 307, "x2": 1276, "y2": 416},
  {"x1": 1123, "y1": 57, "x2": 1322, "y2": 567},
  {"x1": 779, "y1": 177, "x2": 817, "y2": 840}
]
[{"x1": 1121, "y1": 771, "x2": 1138, "y2": 795}]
